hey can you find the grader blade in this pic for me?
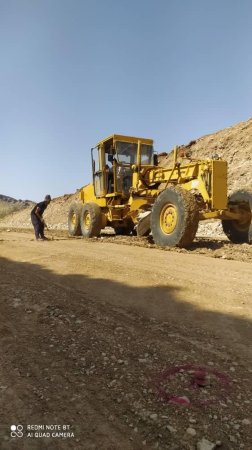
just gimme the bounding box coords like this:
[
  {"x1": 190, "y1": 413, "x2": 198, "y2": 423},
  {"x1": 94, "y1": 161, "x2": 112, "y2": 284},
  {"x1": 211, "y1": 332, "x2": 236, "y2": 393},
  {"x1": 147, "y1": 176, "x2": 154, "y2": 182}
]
[{"x1": 136, "y1": 212, "x2": 151, "y2": 237}]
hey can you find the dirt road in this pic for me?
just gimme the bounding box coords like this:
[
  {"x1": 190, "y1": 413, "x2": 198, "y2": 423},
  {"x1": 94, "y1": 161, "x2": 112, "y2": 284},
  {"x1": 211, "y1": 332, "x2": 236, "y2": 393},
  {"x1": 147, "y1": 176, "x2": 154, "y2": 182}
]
[{"x1": 0, "y1": 230, "x2": 251, "y2": 450}]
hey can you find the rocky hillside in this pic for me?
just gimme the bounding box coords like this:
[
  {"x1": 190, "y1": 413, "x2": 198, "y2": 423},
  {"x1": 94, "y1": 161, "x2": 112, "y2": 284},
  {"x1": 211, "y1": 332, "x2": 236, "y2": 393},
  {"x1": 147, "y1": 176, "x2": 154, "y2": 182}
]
[
  {"x1": 159, "y1": 118, "x2": 252, "y2": 192},
  {"x1": 0, "y1": 195, "x2": 34, "y2": 220},
  {"x1": 0, "y1": 194, "x2": 33, "y2": 203}
]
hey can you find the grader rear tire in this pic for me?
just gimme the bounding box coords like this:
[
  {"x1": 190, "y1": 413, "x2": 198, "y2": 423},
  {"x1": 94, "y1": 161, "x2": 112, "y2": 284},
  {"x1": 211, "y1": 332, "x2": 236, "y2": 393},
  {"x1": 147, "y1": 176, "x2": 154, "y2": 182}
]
[
  {"x1": 222, "y1": 190, "x2": 252, "y2": 243},
  {"x1": 80, "y1": 203, "x2": 102, "y2": 238},
  {"x1": 68, "y1": 203, "x2": 82, "y2": 236},
  {"x1": 151, "y1": 187, "x2": 199, "y2": 248}
]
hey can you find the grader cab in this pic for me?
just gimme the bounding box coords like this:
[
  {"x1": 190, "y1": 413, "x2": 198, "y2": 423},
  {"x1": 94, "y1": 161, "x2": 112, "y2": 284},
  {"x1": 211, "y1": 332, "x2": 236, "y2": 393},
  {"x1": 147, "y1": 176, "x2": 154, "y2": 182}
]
[
  {"x1": 91, "y1": 135, "x2": 155, "y2": 198},
  {"x1": 68, "y1": 134, "x2": 252, "y2": 247}
]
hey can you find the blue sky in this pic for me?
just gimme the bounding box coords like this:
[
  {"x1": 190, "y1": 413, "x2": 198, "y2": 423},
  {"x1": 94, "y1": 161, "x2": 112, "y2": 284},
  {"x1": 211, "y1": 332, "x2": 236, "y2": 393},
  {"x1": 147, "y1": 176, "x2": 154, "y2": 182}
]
[{"x1": 0, "y1": 0, "x2": 251, "y2": 201}]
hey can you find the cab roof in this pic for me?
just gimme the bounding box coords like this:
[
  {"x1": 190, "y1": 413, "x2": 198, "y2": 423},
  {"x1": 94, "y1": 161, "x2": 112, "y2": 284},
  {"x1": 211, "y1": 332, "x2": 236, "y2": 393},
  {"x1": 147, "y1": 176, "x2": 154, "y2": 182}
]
[{"x1": 96, "y1": 134, "x2": 153, "y2": 147}]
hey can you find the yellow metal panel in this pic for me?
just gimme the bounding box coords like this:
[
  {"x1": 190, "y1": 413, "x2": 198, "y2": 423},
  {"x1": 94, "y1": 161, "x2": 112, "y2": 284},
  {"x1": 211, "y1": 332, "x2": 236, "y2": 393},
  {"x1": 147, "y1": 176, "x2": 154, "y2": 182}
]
[
  {"x1": 148, "y1": 163, "x2": 199, "y2": 184},
  {"x1": 211, "y1": 160, "x2": 227, "y2": 210},
  {"x1": 82, "y1": 183, "x2": 95, "y2": 202},
  {"x1": 95, "y1": 198, "x2": 107, "y2": 207},
  {"x1": 129, "y1": 197, "x2": 152, "y2": 211},
  {"x1": 81, "y1": 183, "x2": 107, "y2": 207}
]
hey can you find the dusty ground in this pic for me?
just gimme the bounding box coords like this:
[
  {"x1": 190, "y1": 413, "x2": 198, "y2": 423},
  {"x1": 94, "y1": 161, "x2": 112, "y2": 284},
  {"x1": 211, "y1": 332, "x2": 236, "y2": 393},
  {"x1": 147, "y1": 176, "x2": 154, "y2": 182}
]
[
  {"x1": 2, "y1": 227, "x2": 252, "y2": 263},
  {"x1": 0, "y1": 230, "x2": 252, "y2": 450}
]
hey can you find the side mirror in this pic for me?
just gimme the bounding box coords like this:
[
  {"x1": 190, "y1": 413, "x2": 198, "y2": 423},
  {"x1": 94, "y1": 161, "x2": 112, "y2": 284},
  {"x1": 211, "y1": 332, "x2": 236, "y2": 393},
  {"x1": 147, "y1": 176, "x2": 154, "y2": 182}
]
[{"x1": 108, "y1": 154, "x2": 114, "y2": 163}]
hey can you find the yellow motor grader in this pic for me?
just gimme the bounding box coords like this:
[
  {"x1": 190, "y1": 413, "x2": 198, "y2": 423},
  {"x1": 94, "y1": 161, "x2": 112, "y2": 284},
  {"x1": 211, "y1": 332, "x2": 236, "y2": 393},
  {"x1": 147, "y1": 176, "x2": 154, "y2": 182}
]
[{"x1": 68, "y1": 134, "x2": 252, "y2": 247}]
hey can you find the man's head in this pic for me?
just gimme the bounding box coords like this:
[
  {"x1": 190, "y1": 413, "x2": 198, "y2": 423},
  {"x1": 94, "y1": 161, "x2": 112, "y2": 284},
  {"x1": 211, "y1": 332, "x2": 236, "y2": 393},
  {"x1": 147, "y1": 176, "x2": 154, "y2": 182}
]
[{"x1": 44, "y1": 194, "x2": 51, "y2": 205}]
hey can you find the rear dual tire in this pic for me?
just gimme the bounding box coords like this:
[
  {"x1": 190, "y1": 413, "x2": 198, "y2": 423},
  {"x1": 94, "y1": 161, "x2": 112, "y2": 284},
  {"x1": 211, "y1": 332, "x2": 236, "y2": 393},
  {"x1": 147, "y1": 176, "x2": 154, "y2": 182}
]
[
  {"x1": 68, "y1": 203, "x2": 82, "y2": 236},
  {"x1": 80, "y1": 203, "x2": 102, "y2": 238},
  {"x1": 68, "y1": 202, "x2": 102, "y2": 238}
]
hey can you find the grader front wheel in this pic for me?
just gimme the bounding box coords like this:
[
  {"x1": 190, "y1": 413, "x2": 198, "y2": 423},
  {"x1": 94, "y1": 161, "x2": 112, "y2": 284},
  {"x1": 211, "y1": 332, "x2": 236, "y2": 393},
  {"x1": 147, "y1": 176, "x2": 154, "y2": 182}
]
[
  {"x1": 222, "y1": 190, "x2": 252, "y2": 243},
  {"x1": 151, "y1": 187, "x2": 199, "y2": 248},
  {"x1": 160, "y1": 203, "x2": 178, "y2": 234}
]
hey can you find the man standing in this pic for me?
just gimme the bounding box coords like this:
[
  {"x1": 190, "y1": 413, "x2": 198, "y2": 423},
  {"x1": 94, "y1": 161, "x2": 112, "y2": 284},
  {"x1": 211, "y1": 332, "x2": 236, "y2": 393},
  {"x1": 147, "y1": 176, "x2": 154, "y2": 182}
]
[{"x1": 31, "y1": 194, "x2": 51, "y2": 240}]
